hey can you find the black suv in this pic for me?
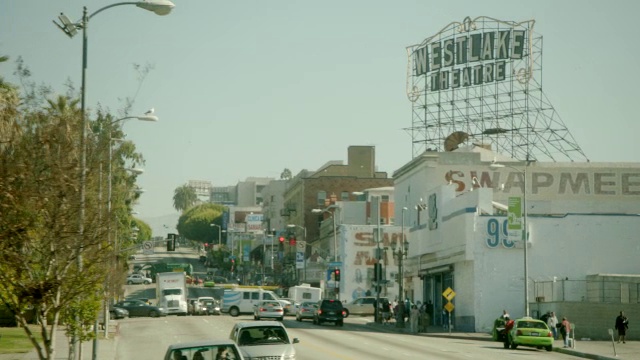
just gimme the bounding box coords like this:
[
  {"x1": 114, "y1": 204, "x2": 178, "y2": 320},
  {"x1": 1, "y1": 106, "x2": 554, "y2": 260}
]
[{"x1": 313, "y1": 299, "x2": 345, "y2": 326}]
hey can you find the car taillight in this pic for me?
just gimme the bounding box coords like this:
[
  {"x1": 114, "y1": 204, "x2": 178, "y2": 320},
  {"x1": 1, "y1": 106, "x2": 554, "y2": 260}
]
[
  {"x1": 546, "y1": 331, "x2": 553, "y2": 337},
  {"x1": 276, "y1": 309, "x2": 283, "y2": 312},
  {"x1": 259, "y1": 307, "x2": 266, "y2": 311},
  {"x1": 318, "y1": 309, "x2": 323, "y2": 315},
  {"x1": 341, "y1": 310, "x2": 346, "y2": 317}
]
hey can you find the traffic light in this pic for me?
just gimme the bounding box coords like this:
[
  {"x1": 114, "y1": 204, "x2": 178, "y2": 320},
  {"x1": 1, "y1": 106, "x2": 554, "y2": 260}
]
[
  {"x1": 167, "y1": 233, "x2": 176, "y2": 251},
  {"x1": 279, "y1": 236, "x2": 285, "y2": 243},
  {"x1": 279, "y1": 235, "x2": 285, "y2": 251},
  {"x1": 334, "y1": 269, "x2": 340, "y2": 281},
  {"x1": 373, "y1": 263, "x2": 382, "y2": 281},
  {"x1": 288, "y1": 235, "x2": 296, "y2": 246}
]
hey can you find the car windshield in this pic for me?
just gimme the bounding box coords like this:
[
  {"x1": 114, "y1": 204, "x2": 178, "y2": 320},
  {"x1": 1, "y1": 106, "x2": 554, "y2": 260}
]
[
  {"x1": 238, "y1": 327, "x2": 289, "y2": 346},
  {"x1": 170, "y1": 345, "x2": 240, "y2": 360}
]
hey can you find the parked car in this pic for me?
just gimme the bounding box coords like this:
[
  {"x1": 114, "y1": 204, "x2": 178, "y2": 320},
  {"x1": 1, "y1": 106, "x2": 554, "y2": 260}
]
[
  {"x1": 126, "y1": 273, "x2": 152, "y2": 285},
  {"x1": 164, "y1": 339, "x2": 244, "y2": 360},
  {"x1": 504, "y1": 317, "x2": 553, "y2": 352},
  {"x1": 313, "y1": 299, "x2": 345, "y2": 326},
  {"x1": 113, "y1": 299, "x2": 167, "y2": 318},
  {"x1": 109, "y1": 306, "x2": 129, "y2": 320},
  {"x1": 253, "y1": 301, "x2": 284, "y2": 321},
  {"x1": 229, "y1": 321, "x2": 299, "y2": 360},
  {"x1": 295, "y1": 301, "x2": 318, "y2": 322},
  {"x1": 343, "y1": 296, "x2": 388, "y2": 317}
]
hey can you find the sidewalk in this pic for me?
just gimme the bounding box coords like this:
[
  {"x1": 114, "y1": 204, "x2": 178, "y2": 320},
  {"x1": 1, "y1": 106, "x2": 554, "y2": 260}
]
[
  {"x1": 361, "y1": 317, "x2": 638, "y2": 360},
  {"x1": 0, "y1": 323, "x2": 118, "y2": 360}
]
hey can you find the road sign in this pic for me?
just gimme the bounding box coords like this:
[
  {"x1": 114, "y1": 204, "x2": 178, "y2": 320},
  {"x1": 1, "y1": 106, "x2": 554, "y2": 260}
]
[
  {"x1": 143, "y1": 241, "x2": 153, "y2": 250},
  {"x1": 442, "y1": 287, "x2": 456, "y2": 301},
  {"x1": 444, "y1": 302, "x2": 455, "y2": 313}
]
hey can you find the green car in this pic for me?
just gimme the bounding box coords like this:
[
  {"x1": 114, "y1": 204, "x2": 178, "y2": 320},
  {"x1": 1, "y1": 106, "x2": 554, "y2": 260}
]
[{"x1": 504, "y1": 317, "x2": 553, "y2": 351}]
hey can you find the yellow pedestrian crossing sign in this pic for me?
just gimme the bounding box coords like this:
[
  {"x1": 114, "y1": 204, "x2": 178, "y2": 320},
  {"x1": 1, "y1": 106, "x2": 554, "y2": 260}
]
[
  {"x1": 444, "y1": 302, "x2": 455, "y2": 313},
  {"x1": 442, "y1": 287, "x2": 456, "y2": 301}
]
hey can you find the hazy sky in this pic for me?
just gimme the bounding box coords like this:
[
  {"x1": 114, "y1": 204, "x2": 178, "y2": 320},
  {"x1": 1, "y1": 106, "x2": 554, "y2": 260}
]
[{"x1": 2, "y1": 0, "x2": 639, "y2": 223}]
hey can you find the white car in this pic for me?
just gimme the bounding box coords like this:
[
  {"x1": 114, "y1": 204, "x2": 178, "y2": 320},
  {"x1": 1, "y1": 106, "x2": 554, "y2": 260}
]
[
  {"x1": 230, "y1": 321, "x2": 299, "y2": 360},
  {"x1": 253, "y1": 301, "x2": 284, "y2": 321},
  {"x1": 126, "y1": 274, "x2": 152, "y2": 285}
]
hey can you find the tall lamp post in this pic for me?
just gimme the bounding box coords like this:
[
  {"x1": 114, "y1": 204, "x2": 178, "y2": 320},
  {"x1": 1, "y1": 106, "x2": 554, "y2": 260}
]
[
  {"x1": 311, "y1": 205, "x2": 340, "y2": 299},
  {"x1": 391, "y1": 206, "x2": 409, "y2": 328},
  {"x1": 210, "y1": 223, "x2": 222, "y2": 249},
  {"x1": 490, "y1": 161, "x2": 529, "y2": 317},
  {"x1": 54, "y1": 3, "x2": 173, "y2": 357},
  {"x1": 287, "y1": 224, "x2": 307, "y2": 285}
]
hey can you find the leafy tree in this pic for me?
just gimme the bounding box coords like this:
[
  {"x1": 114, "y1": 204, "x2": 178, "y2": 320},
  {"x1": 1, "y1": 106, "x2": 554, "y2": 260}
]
[
  {"x1": 173, "y1": 184, "x2": 197, "y2": 212},
  {"x1": 0, "y1": 91, "x2": 112, "y2": 360},
  {"x1": 0, "y1": 59, "x2": 148, "y2": 359},
  {"x1": 280, "y1": 168, "x2": 292, "y2": 180},
  {"x1": 176, "y1": 203, "x2": 226, "y2": 243}
]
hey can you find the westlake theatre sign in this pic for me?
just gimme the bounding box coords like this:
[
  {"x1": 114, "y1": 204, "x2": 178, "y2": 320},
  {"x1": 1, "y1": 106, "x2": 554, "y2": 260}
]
[
  {"x1": 401, "y1": 17, "x2": 593, "y2": 163},
  {"x1": 412, "y1": 25, "x2": 528, "y2": 90}
]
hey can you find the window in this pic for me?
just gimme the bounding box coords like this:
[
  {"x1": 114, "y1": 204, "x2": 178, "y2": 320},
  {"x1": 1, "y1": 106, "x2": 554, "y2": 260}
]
[
  {"x1": 341, "y1": 191, "x2": 349, "y2": 200},
  {"x1": 251, "y1": 292, "x2": 259, "y2": 300},
  {"x1": 243, "y1": 293, "x2": 250, "y2": 300},
  {"x1": 381, "y1": 195, "x2": 389, "y2": 202},
  {"x1": 317, "y1": 191, "x2": 326, "y2": 205}
]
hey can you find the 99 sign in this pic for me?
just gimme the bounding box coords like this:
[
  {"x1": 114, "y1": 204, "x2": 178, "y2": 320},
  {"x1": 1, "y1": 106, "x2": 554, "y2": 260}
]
[{"x1": 486, "y1": 218, "x2": 516, "y2": 249}]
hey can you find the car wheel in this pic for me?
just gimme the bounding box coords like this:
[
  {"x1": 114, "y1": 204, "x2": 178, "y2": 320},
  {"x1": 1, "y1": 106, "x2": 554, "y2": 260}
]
[
  {"x1": 545, "y1": 345, "x2": 552, "y2": 352},
  {"x1": 127, "y1": 281, "x2": 133, "y2": 285},
  {"x1": 143, "y1": 281, "x2": 150, "y2": 285},
  {"x1": 343, "y1": 309, "x2": 349, "y2": 318},
  {"x1": 229, "y1": 307, "x2": 239, "y2": 317},
  {"x1": 149, "y1": 310, "x2": 159, "y2": 318}
]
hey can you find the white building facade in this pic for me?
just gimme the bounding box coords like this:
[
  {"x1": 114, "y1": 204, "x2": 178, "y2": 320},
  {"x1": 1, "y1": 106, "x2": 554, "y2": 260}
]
[{"x1": 394, "y1": 147, "x2": 640, "y2": 333}]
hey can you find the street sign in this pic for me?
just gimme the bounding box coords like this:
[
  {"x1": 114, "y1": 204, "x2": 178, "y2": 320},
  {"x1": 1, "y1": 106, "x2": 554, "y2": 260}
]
[
  {"x1": 297, "y1": 240, "x2": 306, "y2": 252},
  {"x1": 444, "y1": 302, "x2": 455, "y2": 313},
  {"x1": 442, "y1": 287, "x2": 456, "y2": 301}
]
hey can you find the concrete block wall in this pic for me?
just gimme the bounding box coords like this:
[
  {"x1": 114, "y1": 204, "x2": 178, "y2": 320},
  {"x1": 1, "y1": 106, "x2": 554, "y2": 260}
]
[{"x1": 532, "y1": 301, "x2": 639, "y2": 340}]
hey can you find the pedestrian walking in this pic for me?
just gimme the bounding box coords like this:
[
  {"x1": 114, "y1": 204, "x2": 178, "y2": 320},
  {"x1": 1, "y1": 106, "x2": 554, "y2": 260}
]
[
  {"x1": 547, "y1": 311, "x2": 558, "y2": 339},
  {"x1": 410, "y1": 305, "x2": 420, "y2": 333},
  {"x1": 615, "y1": 311, "x2": 629, "y2": 343},
  {"x1": 560, "y1": 317, "x2": 572, "y2": 348}
]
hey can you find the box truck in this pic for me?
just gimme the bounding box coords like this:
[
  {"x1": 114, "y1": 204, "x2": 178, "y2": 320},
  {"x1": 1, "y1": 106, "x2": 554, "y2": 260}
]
[
  {"x1": 288, "y1": 284, "x2": 322, "y2": 312},
  {"x1": 155, "y1": 272, "x2": 188, "y2": 316}
]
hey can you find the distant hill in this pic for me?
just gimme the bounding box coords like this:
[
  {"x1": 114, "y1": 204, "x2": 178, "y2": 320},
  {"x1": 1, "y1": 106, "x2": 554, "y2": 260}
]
[{"x1": 141, "y1": 213, "x2": 180, "y2": 237}]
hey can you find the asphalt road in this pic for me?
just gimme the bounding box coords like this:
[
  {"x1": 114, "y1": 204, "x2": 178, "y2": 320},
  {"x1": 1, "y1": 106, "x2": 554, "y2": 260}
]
[{"x1": 112, "y1": 313, "x2": 581, "y2": 360}]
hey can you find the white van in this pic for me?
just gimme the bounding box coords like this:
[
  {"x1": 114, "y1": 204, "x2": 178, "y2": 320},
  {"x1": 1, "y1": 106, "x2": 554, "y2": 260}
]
[{"x1": 223, "y1": 288, "x2": 286, "y2": 317}]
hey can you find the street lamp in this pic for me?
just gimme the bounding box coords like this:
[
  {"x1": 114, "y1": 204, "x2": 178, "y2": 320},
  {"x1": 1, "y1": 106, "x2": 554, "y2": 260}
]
[
  {"x1": 391, "y1": 207, "x2": 409, "y2": 328},
  {"x1": 54, "y1": 3, "x2": 173, "y2": 356},
  {"x1": 287, "y1": 224, "x2": 307, "y2": 284},
  {"x1": 311, "y1": 206, "x2": 339, "y2": 262},
  {"x1": 490, "y1": 161, "x2": 530, "y2": 317},
  {"x1": 210, "y1": 224, "x2": 221, "y2": 248}
]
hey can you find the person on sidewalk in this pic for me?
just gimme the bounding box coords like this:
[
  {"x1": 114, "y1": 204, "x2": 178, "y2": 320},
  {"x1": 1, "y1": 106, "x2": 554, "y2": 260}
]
[
  {"x1": 410, "y1": 305, "x2": 420, "y2": 333},
  {"x1": 615, "y1": 310, "x2": 629, "y2": 343},
  {"x1": 560, "y1": 317, "x2": 572, "y2": 348},
  {"x1": 547, "y1": 311, "x2": 558, "y2": 340}
]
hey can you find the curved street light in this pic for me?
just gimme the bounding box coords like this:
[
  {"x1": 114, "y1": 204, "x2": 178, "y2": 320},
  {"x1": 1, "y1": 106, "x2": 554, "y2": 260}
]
[{"x1": 54, "y1": 3, "x2": 173, "y2": 357}]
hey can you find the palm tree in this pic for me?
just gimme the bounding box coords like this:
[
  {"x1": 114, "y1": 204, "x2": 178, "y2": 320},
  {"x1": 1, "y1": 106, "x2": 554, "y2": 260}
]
[{"x1": 173, "y1": 184, "x2": 197, "y2": 213}]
